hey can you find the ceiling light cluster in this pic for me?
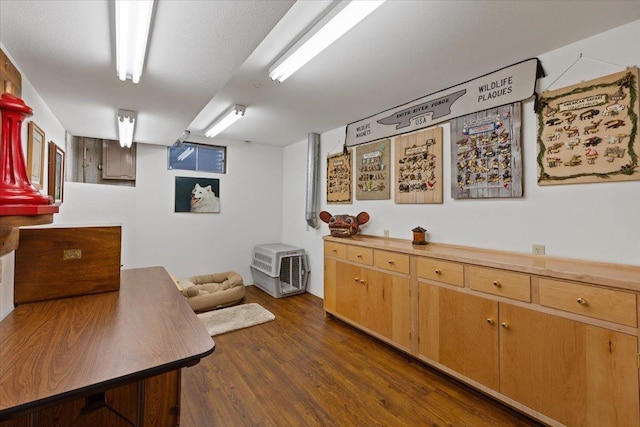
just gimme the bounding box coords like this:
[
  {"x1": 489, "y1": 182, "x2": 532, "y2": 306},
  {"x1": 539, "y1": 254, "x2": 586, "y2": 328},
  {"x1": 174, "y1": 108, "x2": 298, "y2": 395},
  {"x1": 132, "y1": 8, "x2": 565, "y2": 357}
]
[
  {"x1": 115, "y1": 0, "x2": 154, "y2": 147},
  {"x1": 114, "y1": 0, "x2": 383, "y2": 145}
]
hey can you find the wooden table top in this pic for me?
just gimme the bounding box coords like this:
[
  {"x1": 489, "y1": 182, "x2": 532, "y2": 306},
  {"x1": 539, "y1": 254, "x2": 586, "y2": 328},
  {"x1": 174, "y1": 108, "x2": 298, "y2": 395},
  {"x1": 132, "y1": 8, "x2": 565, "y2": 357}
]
[{"x1": 0, "y1": 266, "x2": 215, "y2": 418}]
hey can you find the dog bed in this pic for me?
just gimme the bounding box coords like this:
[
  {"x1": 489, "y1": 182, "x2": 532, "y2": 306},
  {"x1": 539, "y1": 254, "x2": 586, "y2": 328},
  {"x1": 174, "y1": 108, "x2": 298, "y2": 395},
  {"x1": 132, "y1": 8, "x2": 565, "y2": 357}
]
[{"x1": 179, "y1": 271, "x2": 245, "y2": 312}]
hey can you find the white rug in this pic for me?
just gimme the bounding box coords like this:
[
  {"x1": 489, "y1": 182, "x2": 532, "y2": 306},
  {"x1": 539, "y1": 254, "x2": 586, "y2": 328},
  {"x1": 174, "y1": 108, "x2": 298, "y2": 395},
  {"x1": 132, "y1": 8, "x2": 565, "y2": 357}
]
[{"x1": 197, "y1": 303, "x2": 275, "y2": 336}]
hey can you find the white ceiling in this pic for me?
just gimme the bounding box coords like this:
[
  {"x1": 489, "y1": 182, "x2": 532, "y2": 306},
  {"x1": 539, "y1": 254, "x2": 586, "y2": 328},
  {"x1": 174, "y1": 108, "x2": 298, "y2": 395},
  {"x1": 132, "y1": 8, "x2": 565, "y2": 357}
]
[{"x1": 1, "y1": 1, "x2": 639, "y2": 147}]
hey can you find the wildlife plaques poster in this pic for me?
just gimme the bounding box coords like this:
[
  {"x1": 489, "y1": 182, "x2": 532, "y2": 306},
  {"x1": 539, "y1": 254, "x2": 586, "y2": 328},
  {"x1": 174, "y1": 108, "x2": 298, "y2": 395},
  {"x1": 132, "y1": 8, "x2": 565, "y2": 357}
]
[
  {"x1": 356, "y1": 139, "x2": 391, "y2": 200},
  {"x1": 537, "y1": 67, "x2": 639, "y2": 185},
  {"x1": 326, "y1": 151, "x2": 352, "y2": 204},
  {"x1": 450, "y1": 103, "x2": 523, "y2": 198},
  {"x1": 394, "y1": 126, "x2": 443, "y2": 204}
]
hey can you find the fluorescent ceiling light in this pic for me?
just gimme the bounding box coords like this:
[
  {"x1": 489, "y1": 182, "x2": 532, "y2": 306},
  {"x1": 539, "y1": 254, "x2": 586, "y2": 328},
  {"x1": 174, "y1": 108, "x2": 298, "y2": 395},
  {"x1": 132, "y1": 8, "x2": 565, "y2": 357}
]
[
  {"x1": 118, "y1": 109, "x2": 137, "y2": 148},
  {"x1": 116, "y1": 0, "x2": 154, "y2": 84},
  {"x1": 269, "y1": 0, "x2": 385, "y2": 83},
  {"x1": 205, "y1": 105, "x2": 246, "y2": 138}
]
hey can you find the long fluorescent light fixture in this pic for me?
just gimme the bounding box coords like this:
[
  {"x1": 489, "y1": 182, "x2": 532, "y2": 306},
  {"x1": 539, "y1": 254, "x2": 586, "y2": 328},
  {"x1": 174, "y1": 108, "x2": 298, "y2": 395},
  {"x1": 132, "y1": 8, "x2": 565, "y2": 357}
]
[
  {"x1": 116, "y1": 0, "x2": 155, "y2": 84},
  {"x1": 117, "y1": 109, "x2": 137, "y2": 148},
  {"x1": 269, "y1": 0, "x2": 385, "y2": 83},
  {"x1": 205, "y1": 105, "x2": 246, "y2": 138}
]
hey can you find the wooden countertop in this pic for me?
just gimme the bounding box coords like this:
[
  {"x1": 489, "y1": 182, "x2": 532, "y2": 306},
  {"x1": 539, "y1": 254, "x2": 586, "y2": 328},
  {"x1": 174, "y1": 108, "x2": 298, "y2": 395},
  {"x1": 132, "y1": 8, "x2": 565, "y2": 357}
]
[
  {"x1": 0, "y1": 266, "x2": 215, "y2": 419},
  {"x1": 324, "y1": 235, "x2": 640, "y2": 292}
]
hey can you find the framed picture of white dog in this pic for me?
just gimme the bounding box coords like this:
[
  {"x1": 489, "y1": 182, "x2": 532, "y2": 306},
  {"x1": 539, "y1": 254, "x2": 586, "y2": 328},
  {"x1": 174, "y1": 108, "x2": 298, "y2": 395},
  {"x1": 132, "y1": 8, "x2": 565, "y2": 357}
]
[{"x1": 175, "y1": 176, "x2": 220, "y2": 213}]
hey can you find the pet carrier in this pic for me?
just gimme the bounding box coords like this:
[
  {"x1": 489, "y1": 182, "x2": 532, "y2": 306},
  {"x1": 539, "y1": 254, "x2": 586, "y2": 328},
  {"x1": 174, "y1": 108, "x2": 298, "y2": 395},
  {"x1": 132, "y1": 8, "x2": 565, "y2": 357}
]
[{"x1": 250, "y1": 243, "x2": 309, "y2": 298}]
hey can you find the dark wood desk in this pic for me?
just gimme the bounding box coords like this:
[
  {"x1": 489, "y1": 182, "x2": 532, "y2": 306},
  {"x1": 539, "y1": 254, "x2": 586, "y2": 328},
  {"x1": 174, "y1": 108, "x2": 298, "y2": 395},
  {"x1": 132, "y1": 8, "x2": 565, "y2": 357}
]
[{"x1": 0, "y1": 267, "x2": 215, "y2": 425}]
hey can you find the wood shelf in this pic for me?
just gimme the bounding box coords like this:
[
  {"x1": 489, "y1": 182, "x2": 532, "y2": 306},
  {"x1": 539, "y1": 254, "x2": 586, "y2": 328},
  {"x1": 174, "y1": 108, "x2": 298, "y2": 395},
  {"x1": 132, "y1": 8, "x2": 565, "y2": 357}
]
[{"x1": 0, "y1": 212, "x2": 55, "y2": 257}]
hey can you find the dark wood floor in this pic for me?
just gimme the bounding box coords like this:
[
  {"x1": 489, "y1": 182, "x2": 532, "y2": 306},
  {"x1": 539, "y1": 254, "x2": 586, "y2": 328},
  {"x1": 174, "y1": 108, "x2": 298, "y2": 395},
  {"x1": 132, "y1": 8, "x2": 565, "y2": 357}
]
[{"x1": 180, "y1": 286, "x2": 543, "y2": 427}]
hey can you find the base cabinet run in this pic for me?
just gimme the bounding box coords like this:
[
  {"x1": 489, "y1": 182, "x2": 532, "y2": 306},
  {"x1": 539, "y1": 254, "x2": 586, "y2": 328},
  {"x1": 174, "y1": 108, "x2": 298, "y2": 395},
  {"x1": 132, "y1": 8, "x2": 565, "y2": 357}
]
[{"x1": 324, "y1": 236, "x2": 640, "y2": 427}]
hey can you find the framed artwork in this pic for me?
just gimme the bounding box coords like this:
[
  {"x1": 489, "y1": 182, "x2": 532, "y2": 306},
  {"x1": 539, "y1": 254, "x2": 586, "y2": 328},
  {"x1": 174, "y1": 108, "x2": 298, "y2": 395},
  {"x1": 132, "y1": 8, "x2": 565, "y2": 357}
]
[
  {"x1": 27, "y1": 121, "x2": 45, "y2": 189},
  {"x1": 326, "y1": 151, "x2": 352, "y2": 204},
  {"x1": 537, "y1": 67, "x2": 639, "y2": 185},
  {"x1": 394, "y1": 126, "x2": 443, "y2": 204},
  {"x1": 47, "y1": 141, "x2": 65, "y2": 204},
  {"x1": 450, "y1": 103, "x2": 523, "y2": 198},
  {"x1": 175, "y1": 176, "x2": 220, "y2": 213},
  {"x1": 355, "y1": 139, "x2": 391, "y2": 200}
]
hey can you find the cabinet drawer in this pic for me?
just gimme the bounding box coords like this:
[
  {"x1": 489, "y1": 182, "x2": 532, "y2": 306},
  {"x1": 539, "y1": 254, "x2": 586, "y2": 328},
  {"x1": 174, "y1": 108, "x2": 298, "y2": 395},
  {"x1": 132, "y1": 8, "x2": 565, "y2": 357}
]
[
  {"x1": 468, "y1": 266, "x2": 531, "y2": 302},
  {"x1": 539, "y1": 278, "x2": 637, "y2": 327},
  {"x1": 374, "y1": 250, "x2": 409, "y2": 274},
  {"x1": 417, "y1": 258, "x2": 464, "y2": 287},
  {"x1": 347, "y1": 246, "x2": 373, "y2": 265},
  {"x1": 324, "y1": 241, "x2": 347, "y2": 259}
]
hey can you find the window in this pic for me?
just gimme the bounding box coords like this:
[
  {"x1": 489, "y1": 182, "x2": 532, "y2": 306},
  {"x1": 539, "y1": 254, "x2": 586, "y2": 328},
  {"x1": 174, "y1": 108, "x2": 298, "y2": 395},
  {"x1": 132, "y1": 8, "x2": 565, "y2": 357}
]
[{"x1": 168, "y1": 143, "x2": 226, "y2": 173}]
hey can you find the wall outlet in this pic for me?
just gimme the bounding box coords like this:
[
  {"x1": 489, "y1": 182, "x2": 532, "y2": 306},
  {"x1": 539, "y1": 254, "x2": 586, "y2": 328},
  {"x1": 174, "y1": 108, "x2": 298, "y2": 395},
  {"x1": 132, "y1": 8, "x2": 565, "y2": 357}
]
[
  {"x1": 383, "y1": 230, "x2": 390, "y2": 238},
  {"x1": 532, "y1": 244, "x2": 545, "y2": 255}
]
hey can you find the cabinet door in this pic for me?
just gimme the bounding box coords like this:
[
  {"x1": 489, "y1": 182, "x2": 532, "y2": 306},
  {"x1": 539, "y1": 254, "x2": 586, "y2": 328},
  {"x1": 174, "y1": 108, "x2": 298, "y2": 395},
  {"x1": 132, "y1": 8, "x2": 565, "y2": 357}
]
[
  {"x1": 365, "y1": 269, "x2": 411, "y2": 348},
  {"x1": 323, "y1": 257, "x2": 338, "y2": 312},
  {"x1": 335, "y1": 262, "x2": 368, "y2": 325},
  {"x1": 142, "y1": 370, "x2": 180, "y2": 427},
  {"x1": 418, "y1": 284, "x2": 499, "y2": 390},
  {"x1": 102, "y1": 140, "x2": 136, "y2": 180},
  {"x1": 500, "y1": 303, "x2": 640, "y2": 427}
]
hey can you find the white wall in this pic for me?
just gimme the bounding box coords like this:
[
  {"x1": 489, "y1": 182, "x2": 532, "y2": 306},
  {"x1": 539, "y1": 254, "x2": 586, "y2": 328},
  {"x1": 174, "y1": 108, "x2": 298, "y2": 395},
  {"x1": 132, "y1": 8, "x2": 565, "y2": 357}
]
[
  {"x1": 283, "y1": 20, "x2": 640, "y2": 298},
  {"x1": 131, "y1": 141, "x2": 283, "y2": 281}
]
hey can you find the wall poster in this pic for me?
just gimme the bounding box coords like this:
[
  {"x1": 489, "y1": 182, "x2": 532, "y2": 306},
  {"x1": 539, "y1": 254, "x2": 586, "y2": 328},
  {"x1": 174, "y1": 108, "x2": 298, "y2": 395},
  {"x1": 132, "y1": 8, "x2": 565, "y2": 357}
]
[
  {"x1": 394, "y1": 126, "x2": 443, "y2": 204},
  {"x1": 537, "y1": 67, "x2": 639, "y2": 185},
  {"x1": 355, "y1": 139, "x2": 390, "y2": 200},
  {"x1": 326, "y1": 151, "x2": 352, "y2": 204},
  {"x1": 450, "y1": 103, "x2": 523, "y2": 199}
]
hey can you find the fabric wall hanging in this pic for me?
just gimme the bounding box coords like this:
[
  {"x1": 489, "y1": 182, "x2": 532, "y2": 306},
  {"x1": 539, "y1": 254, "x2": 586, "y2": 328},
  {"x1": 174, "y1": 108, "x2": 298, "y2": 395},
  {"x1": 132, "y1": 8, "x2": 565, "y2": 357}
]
[{"x1": 537, "y1": 67, "x2": 639, "y2": 185}]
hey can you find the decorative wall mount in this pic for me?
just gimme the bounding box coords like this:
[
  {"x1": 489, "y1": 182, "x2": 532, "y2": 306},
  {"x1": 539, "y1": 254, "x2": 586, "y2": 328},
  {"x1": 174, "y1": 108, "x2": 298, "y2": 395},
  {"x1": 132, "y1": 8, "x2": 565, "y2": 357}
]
[
  {"x1": 537, "y1": 67, "x2": 639, "y2": 185},
  {"x1": 394, "y1": 126, "x2": 443, "y2": 204},
  {"x1": 326, "y1": 150, "x2": 352, "y2": 204},
  {"x1": 450, "y1": 103, "x2": 523, "y2": 198},
  {"x1": 355, "y1": 140, "x2": 390, "y2": 200}
]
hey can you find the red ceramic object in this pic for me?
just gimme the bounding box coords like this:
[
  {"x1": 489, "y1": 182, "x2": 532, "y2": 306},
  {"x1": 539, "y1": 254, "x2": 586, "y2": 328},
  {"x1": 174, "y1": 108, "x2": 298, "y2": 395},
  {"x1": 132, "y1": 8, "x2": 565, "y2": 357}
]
[{"x1": 0, "y1": 93, "x2": 53, "y2": 208}]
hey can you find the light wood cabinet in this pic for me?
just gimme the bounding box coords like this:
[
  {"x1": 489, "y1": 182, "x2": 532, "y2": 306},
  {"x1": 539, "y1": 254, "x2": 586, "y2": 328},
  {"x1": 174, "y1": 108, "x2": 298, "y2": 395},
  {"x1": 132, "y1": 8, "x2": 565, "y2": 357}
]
[
  {"x1": 324, "y1": 235, "x2": 640, "y2": 427},
  {"x1": 499, "y1": 303, "x2": 639, "y2": 427},
  {"x1": 418, "y1": 283, "x2": 499, "y2": 390},
  {"x1": 324, "y1": 244, "x2": 411, "y2": 350}
]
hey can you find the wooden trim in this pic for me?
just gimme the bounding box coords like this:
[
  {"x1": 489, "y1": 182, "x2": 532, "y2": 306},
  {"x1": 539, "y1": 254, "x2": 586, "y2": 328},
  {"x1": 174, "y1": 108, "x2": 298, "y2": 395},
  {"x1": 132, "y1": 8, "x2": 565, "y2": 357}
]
[{"x1": 324, "y1": 235, "x2": 640, "y2": 291}]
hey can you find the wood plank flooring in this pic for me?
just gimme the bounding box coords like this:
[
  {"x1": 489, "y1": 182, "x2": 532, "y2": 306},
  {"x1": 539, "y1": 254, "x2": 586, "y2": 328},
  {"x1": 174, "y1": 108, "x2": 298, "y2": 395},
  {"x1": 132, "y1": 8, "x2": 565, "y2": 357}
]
[{"x1": 180, "y1": 286, "x2": 543, "y2": 427}]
